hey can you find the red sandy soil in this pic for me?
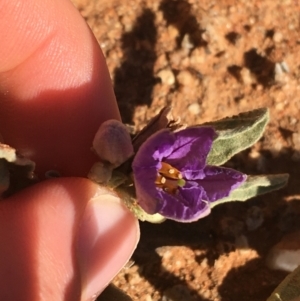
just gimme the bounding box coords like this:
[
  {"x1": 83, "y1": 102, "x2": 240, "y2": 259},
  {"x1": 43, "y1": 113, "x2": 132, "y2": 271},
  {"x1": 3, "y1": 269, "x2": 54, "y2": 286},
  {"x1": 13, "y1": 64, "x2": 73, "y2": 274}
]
[{"x1": 72, "y1": 1, "x2": 300, "y2": 300}]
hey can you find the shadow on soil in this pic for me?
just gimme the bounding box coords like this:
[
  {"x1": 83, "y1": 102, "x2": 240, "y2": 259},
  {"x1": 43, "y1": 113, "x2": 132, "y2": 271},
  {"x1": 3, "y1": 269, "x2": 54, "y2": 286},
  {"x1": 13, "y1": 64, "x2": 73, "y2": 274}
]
[
  {"x1": 114, "y1": 0, "x2": 209, "y2": 124},
  {"x1": 113, "y1": 8, "x2": 158, "y2": 124},
  {"x1": 243, "y1": 48, "x2": 275, "y2": 87},
  {"x1": 159, "y1": 0, "x2": 207, "y2": 49},
  {"x1": 217, "y1": 257, "x2": 288, "y2": 301}
]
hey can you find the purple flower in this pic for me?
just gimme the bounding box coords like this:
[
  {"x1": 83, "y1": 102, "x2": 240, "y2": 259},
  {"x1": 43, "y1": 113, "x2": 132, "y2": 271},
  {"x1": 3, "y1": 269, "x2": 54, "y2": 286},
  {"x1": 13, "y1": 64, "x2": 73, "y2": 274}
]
[{"x1": 132, "y1": 127, "x2": 246, "y2": 222}]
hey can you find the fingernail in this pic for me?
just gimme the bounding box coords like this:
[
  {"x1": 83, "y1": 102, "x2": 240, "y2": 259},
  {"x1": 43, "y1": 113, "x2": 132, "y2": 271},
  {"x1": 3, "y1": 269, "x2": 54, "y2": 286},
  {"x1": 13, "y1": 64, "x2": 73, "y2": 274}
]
[{"x1": 77, "y1": 187, "x2": 139, "y2": 301}]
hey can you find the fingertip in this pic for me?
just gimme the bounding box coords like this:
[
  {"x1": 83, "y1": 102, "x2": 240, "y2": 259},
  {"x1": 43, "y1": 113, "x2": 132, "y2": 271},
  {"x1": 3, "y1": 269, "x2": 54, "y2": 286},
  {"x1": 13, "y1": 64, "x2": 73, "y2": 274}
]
[
  {"x1": 0, "y1": 178, "x2": 139, "y2": 301},
  {"x1": 77, "y1": 189, "x2": 139, "y2": 300},
  {"x1": 0, "y1": 0, "x2": 120, "y2": 177},
  {"x1": 0, "y1": 178, "x2": 99, "y2": 300}
]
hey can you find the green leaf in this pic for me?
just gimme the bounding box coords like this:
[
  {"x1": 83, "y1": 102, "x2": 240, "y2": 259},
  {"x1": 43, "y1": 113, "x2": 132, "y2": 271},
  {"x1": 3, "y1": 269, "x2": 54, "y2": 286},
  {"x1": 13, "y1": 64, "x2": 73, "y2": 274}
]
[
  {"x1": 205, "y1": 108, "x2": 269, "y2": 166},
  {"x1": 211, "y1": 174, "x2": 289, "y2": 208},
  {"x1": 266, "y1": 266, "x2": 300, "y2": 301}
]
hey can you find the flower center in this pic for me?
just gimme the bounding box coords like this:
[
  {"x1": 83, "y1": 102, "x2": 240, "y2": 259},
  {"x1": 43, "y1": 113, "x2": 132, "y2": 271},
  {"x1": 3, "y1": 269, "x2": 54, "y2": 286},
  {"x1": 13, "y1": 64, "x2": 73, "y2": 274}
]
[{"x1": 155, "y1": 162, "x2": 186, "y2": 194}]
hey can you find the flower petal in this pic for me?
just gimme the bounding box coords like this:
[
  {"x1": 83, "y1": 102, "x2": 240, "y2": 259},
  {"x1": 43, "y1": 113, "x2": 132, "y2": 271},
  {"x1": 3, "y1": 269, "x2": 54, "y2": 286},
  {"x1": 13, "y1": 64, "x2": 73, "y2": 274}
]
[
  {"x1": 132, "y1": 129, "x2": 175, "y2": 169},
  {"x1": 156, "y1": 184, "x2": 210, "y2": 222},
  {"x1": 132, "y1": 130, "x2": 177, "y2": 214},
  {"x1": 165, "y1": 127, "x2": 216, "y2": 179},
  {"x1": 199, "y1": 166, "x2": 247, "y2": 202},
  {"x1": 133, "y1": 166, "x2": 159, "y2": 214}
]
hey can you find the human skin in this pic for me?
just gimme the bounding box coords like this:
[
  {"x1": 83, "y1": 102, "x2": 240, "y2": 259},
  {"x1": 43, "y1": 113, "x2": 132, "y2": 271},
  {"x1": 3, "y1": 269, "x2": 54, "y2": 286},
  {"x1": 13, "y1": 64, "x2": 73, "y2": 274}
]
[{"x1": 0, "y1": 0, "x2": 139, "y2": 300}]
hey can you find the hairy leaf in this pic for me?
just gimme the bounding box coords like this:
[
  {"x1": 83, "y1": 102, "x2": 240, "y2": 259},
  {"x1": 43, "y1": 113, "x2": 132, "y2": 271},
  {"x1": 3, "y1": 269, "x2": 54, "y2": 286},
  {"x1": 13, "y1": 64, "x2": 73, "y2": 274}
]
[
  {"x1": 211, "y1": 174, "x2": 289, "y2": 208},
  {"x1": 205, "y1": 108, "x2": 269, "y2": 165}
]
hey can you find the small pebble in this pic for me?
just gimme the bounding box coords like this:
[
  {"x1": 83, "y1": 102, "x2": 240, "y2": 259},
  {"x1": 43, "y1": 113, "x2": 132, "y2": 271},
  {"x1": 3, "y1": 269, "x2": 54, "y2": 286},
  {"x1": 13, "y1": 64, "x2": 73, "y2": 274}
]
[
  {"x1": 167, "y1": 25, "x2": 179, "y2": 40},
  {"x1": 240, "y1": 68, "x2": 255, "y2": 85},
  {"x1": 127, "y1": 273, "x2": 142, "y2": 285},
  {"x1": 155, "y1": 246, "x2": 173, "y2": 259},
  {"x1": 275, "y1": 101, "x2": 285, "y2": 111},
  {"x1": 273, "y1": 32, "x2": 283, "y2": 43},
  {"x1": 274, "y1": 62, "x2": 284, "y2": 80},
  {"x1": 267, "y1": 249, "x2": 300, "y2": 272},
  {"x1": 274, "y1": 62, "x2": 290, "y2": 82},
  {"x1": 177, "y1": 70, "x2": 198, "y2": 87},
  {"x1": 289, "y1": 116, "x2": 297, "y2": 125},
  {"x1": 200, "y1": 258, "x2": 208, "y2": 268},
  {"x1": 190, "y1": 48, "x2": 206, "y2": 65},
  {"x1": 188, "y1": 103, "x2": 201, "y2": 115},
  {"x1": 145, "y1": 295, "x2": 153, "y2": 301},
  {"x1": 157, "y1": 68, "x2": 176, "y2": 86},
  {"x1": 266, "y1": 231, "x2": 300, "y2": 272},
  {"x1": 281, "y1": 61, "x2": 290, "y2": 73},
  {"x1": 181, "y1": 34, "x2": 194, "y2": 50},
  {"x1": 249, "y1": 17, "x2": 256, "y2": 25}
]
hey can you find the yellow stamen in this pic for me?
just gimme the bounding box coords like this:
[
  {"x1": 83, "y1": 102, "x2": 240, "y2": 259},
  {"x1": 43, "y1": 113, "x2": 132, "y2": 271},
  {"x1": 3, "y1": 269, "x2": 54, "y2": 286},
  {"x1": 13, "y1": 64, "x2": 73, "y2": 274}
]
[
  {"x1": 159, "y1": 162, "x2": 182, "y2": 180},
  {"x1": 155, "y1": 162, "x2": 185, "y2": 194},
  {"x1": 168, "y1": 168, "x2": 175, "y2": 174}
]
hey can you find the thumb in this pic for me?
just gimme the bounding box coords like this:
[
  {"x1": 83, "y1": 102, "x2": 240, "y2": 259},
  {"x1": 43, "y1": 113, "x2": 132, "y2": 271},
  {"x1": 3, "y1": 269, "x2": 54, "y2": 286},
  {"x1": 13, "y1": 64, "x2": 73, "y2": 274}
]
[
  {"x1": 0, "y1": 0, "x2": 120, "y2": 177},
  {"x1": 0, "y1": 178, "x2": 139, "y2": 301}
]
